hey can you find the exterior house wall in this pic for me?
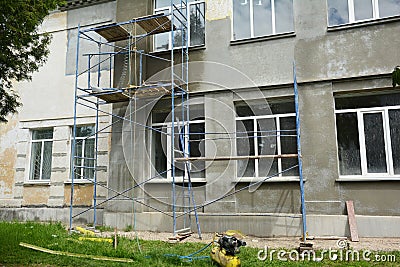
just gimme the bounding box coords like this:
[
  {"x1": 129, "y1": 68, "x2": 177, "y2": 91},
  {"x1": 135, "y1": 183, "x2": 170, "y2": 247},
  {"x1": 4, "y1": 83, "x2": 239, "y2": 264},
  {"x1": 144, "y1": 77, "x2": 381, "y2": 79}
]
[
  {"x1": 0, "y1": 1, "x2": 116, "y2": 224},
  {"x1": 1, "y1": 0, "x2": 400, "y2": 237}
]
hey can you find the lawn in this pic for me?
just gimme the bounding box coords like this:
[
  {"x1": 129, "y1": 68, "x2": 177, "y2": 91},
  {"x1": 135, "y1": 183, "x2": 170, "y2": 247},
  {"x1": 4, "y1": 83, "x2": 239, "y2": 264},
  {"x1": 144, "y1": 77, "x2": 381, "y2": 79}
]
[{"x1": 0, "y1": 221, "x2": 398, "y2": 266}]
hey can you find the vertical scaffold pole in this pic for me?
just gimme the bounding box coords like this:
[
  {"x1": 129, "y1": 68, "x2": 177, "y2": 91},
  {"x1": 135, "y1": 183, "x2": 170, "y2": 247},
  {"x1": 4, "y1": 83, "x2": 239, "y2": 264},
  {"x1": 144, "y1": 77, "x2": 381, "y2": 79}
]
[
  {"x1": 69, "y1": 25, "x2": 81, "y2": 233},
  {"x1": 293, "y1": 62, "x2": 307, "y2": 243},
  {"x1": 171, "y1": 0, "x2": 177, "y2": 236},
  {"x1": 93, "y1": 42, "x2": 102, "y2": 228}
]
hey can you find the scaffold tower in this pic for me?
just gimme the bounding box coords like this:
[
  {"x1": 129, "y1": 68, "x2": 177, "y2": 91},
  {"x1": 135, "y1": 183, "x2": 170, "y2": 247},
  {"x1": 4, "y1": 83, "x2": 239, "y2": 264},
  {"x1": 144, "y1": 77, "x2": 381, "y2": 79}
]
[{"x1": 69, "y1": 0, "x2": 202, "y2": 238}]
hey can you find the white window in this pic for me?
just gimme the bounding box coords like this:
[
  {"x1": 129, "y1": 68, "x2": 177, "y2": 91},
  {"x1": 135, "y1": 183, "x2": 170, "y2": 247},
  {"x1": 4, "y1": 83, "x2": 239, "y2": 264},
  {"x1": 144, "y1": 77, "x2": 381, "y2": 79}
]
[
  {"x1": 73, "y1": 125, "x2": 95, "y2": 180},
  {"x1": 151, "y1": 104, "x2": 205, "y2": 181},
  {"x1": 232, "y1": 0, "x2": 294, "y2": 40},
  {"x1": 154, "y1": 0, "x2": 205, "y2": 51},
  {"x1": 335, "y1": 92, "x2": 400, "y2": 178},
  {"x1": 29, "y1": 129, "x2": 54, "y2": 180},
  {"x1": 327, "y1": 0, "x2": 400, "y2": 26},
  {"x1": 235, "y1": 100, "x2": 299, "y2": 180}
]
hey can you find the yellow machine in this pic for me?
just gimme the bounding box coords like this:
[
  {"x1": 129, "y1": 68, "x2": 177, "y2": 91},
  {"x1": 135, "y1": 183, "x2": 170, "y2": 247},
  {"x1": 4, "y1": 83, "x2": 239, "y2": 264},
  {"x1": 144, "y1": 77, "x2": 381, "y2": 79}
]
[{"x1": 210, "y1": 231, "x2": 246, "y2": 267}]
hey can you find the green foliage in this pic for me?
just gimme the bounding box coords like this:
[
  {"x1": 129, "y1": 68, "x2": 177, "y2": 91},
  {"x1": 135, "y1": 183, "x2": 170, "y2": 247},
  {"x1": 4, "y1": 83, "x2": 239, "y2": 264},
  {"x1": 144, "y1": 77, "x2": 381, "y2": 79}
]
[
  {"x1": 393, "y1": 66, "x2": 400, "y2": 87},
  {"x1": 0, "y1": 0, "x2": 64, "y2": 122}
]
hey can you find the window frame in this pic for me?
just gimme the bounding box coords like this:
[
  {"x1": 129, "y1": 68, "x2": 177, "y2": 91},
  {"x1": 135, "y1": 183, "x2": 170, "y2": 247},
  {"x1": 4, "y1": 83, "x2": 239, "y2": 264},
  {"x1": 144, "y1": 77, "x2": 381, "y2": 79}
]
[
  {"x1": 327, "y1": 0, "x2": 400, "y2": 27},
  {"x1": 235, "y1": 112, "x2": 299, "y2": 181},
  {"x1": 28, "y1": 128, "x2": 54, "y2": 182},
  {"x1": 153, "y1": 0, "x2": 206, "y2": 51},
  {"x1": 335, "y1": 105, "x2": 400, "y2": 180},
  {"x1": 150, "y1": 119, "x2": 206, "y2": 183},
  {"x1": 71, "y1": 125, "x2": 96, "y2": 181},
  {"x1": 231, "y1": 0, "x2": 295, "y2": 41}
]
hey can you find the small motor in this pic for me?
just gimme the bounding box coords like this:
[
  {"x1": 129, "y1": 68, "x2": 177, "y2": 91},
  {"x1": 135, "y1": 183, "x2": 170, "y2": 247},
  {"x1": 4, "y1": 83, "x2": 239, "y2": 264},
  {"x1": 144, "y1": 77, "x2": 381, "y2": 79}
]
[
  {"x1": 211, "y1": 232, "x2": 246, "y2": 267},
  {"x1": 218, "y1": 235, "x2": 247, "y2": 256}
]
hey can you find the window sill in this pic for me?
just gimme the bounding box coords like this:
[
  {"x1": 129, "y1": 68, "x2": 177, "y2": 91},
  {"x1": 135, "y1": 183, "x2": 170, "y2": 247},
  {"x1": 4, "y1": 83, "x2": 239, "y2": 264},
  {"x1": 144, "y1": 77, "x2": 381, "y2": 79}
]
[
  {"x1": 23, "y1": 181, "x2": 51, "y2": 186},
  {"x1": 234, "y1": 176, "x2": 301, "y2": 183},
  {"x1": 150, "y1": 44, "x2": 206, "y2": 56},
  {"x1": 230, "y1": 32, "x2": 295, "y2": 46},
  {"x1": 337, "y1": 176, "x2": 400, "y2": 182},
  {"x1": 327, "y1": 15, "x2": 400, "y2": 32},
  {"x1": 147, "y1": 178, "x2": 207, "y2": 184},
  {"x1": 64, "y1": 180, "x2": 94, "y2": 184}
]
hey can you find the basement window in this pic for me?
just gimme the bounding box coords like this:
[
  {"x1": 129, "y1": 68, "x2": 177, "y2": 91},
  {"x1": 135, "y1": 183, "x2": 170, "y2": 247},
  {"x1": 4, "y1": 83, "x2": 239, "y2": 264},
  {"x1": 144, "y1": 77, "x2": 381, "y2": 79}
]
[
  {"x1": 335, "y1": 92, "x2": 400, "y2": 180},
  {"x1": 29, "y1": 129, "x2": 54, "y2": 181}
]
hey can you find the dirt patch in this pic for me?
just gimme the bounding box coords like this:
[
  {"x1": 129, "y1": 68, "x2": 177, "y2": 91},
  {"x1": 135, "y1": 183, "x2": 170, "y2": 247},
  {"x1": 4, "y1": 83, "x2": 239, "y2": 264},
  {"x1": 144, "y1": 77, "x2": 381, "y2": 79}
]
[{"x1": 101, "y1": 231, "x2": 400, "y2": 251}]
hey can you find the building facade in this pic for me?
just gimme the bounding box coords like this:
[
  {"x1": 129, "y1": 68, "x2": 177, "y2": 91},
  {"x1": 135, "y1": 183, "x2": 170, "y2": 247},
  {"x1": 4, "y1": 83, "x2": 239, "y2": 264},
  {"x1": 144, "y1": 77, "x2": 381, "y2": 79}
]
[{"x1": 1, "y1": 0, "x2": 400, "y2": 237}]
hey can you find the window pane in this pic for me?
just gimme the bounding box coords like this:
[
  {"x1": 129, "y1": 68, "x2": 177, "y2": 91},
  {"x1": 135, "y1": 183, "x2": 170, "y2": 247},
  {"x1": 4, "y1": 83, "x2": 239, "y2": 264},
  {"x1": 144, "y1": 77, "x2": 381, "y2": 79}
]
[
  {"x1": 42, "y1": 141, "x2": 53, "y2": 180},
  {"x1": 336, "y1": 113, "x2": 362, "y2": 175},
  {"x1": 354, "y1": 0, "x2": 373, "y2": 21},
  {"x1": 154, "y1": 127, "x2": 168, "y2": 178},
  {"x1": 84, "y1": 139, "x2": 95, "y2": 179},
  {"x1": 76, "y1": 125, "x2": 95, "y2": 137},
  {"x1": 233, "y1": 0, "x2": 251, "y2": 39},
  {"x1": 30, "y1": 142, "x2": 42, "y2": 180},
  {"x1": 280, "y1": 117, "x2": 299, "y2": 176},
  {"x1": 389, "y1": 110, "x2": 400, "y2": 174},
  {"x1": 173, "y1": 8, "x2": 187, "y2": 47},
  {"x1": 275, "y1": 0, "x2": 294, "y2": 33},
  {"x1": 335, "y1": 93, "x2": 400, "y2": 110},
  {"x1": 257, "y1": 118, "x2": 276, "y2": 177},
  {"x1": 237, "y1": 119, "x2": 255, "y2": 177},
  {"x1": 253, "y1": 0, "x2": 272, "y2": 36},
  {"x1": 363, "y1": 113, "x2": 387, "y2": 173},
  {"x1": 269, "y1": 100, "x2": 295, "y2": 114},
  {"x1": 190, "y1": 3, "x2": 205, "y2": 46},
  {"x1": 189, "y1": 123, "x2": 205, "y2": 178},
  {"x1": 75, "y1": 141, "x2": 83, "y2": 179},
  {"x1": 32, "y1": 129, "x2": 53, "y2": 140},
  {"x1": 327, "y1": 0, "x2": 349, "y2": 25},
  {"x1": 378, "y1": 0, "x2": 400, "y2": 18}
]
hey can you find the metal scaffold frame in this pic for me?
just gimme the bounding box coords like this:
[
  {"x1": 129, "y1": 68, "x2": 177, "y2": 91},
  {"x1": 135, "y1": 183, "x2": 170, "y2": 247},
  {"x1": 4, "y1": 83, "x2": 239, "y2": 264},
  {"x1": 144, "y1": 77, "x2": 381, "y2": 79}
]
[
  {"x1": 69, "y1": 0, "x2": 307, "y2": 242},
  {"x1": 69, "y1": 0, "x2": 202, "y2": 237}
]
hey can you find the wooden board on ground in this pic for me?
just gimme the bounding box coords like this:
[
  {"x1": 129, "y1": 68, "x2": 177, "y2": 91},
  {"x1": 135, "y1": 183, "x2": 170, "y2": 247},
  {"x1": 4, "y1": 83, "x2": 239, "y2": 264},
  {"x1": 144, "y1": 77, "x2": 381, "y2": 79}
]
[{"x1": 346, "y1": 200, "x2": 359, "y2": 242}]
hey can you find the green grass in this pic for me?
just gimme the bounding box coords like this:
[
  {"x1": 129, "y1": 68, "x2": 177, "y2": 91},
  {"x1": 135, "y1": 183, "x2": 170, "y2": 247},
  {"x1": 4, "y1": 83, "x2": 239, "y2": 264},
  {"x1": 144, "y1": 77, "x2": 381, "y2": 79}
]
[{"x1": 0, "y1": 221, "x2": 399, "y2": 266}]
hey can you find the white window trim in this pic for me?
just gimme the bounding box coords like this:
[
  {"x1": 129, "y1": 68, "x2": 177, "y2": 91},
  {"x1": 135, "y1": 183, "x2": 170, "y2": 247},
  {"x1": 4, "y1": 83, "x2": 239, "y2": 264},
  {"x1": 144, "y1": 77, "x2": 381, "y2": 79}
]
[
  {"x1": 154, "y1": 0, "x2": 205, "y2": 51},
  {"x1": 335, "y1": 105, "x2": 400, "y2": 180},
  {"x1": 27, "y1": 129, "x2": 54, "y2": 182},
  {"x1": 150, "y1": 119, "x2": 206, "y2": 183},
  {"x1": 235, "y1": 112, "x2": 299, "y2": 181},
  {"x1": 231, "y1": 0, "x2": 295, "y2": 41},
  {"x1": 67, "y1": 125, "x2": 96, "y2": 183}
]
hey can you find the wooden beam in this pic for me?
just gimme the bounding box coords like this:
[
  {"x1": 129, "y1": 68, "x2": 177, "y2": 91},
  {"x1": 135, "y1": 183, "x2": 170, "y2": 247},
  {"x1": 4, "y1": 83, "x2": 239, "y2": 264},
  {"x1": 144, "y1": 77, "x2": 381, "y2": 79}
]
[
  {"x1": 175, "y1": 154, "x2": 298, "y2": 162},
  {"x1": 346, "y1": 200, "x2": 359, "y2": 242},
  {"x1": 19, "y1": 242, "x2": 134, "y2": 263}
]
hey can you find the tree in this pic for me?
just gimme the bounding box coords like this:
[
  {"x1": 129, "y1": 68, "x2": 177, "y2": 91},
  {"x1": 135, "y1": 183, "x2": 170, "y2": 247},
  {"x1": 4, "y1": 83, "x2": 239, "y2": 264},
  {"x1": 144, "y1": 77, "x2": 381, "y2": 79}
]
[
  {"x1": 0, "y1": 0, "x2": 64, "y2": 122},
  {"x1": 393, "y1": 66, "x2": 400, "y2": 87}
]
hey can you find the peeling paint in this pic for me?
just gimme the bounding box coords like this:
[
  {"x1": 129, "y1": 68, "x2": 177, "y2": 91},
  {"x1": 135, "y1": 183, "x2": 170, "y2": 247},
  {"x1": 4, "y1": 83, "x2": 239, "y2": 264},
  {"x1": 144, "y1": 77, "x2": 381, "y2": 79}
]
[
  {"x1": 23, "y1": 186, "x2": 50, "y2": 206},
  {"x1": 64, "y1": 184, "x2": 94, "y2": 206},
  {"x1": 0, "y1": 148, "x2": 16, "y2": 198},
  {"x1": 205, "y1": 0, "x2": 231, "y2": 21}
]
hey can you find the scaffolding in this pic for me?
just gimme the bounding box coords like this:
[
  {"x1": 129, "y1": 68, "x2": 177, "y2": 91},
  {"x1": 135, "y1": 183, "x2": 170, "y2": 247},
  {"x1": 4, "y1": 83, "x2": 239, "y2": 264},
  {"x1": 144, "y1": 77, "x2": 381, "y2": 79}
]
[
  {"x1": 69, "y1": 0, "x2": 203, "y2": 237},
  {"x1": 68, "y1": 0, "x2": 307, "y2": 242}
]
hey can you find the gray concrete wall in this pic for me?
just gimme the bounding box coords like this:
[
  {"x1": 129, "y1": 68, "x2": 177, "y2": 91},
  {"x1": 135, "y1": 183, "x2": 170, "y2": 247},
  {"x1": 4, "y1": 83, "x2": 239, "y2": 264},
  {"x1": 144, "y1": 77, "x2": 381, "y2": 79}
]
[{"x1": 108, "y1": 0, "x2": 400, "y2": 225}]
